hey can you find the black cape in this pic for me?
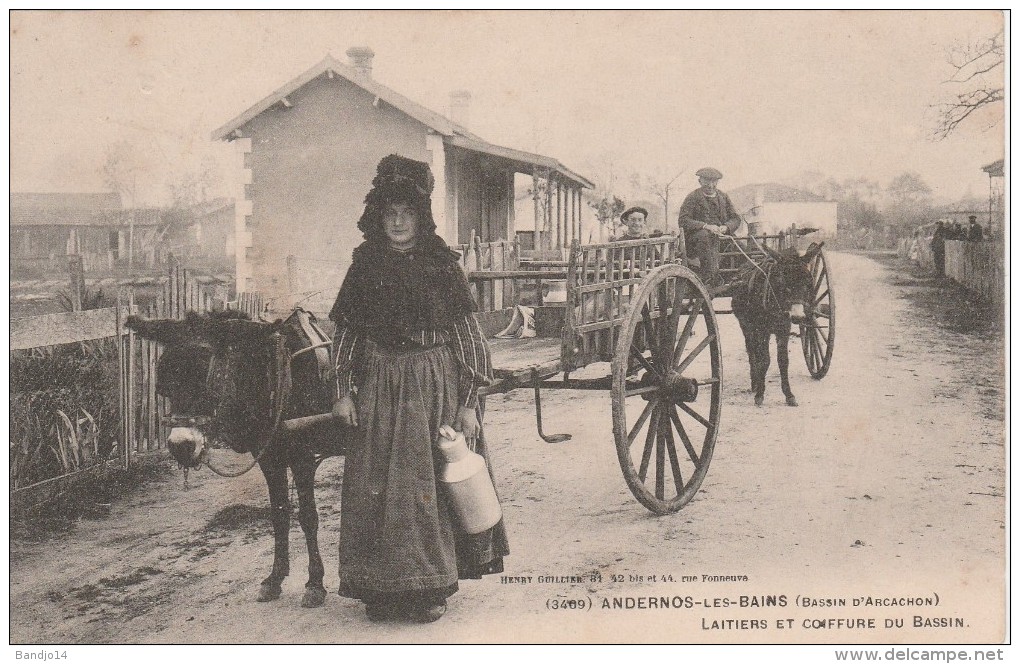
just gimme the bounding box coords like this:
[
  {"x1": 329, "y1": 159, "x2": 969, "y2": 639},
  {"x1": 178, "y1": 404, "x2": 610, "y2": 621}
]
[{"x1": 328, "y1": 235, "x2": 476, "y2": 348}]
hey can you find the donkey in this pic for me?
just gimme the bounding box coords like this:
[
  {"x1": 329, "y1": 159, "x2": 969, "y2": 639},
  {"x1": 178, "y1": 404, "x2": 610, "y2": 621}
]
[
  {"x1": 731, "y1": 242, "x2": 824, "y2": 407},
  {"x1": 126, "y1": 308, "x2": 348, "y2": 608}
]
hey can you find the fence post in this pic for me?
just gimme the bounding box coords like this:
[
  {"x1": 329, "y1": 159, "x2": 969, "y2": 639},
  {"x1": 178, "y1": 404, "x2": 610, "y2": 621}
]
[{"x1": 67, "y1": 255, "x2": 84, "y2": 311}]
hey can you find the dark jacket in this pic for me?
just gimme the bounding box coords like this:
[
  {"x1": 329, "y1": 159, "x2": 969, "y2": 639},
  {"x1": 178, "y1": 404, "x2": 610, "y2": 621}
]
[{"x1": 677, "y1": 189, "x2": 741, "y2": 235}]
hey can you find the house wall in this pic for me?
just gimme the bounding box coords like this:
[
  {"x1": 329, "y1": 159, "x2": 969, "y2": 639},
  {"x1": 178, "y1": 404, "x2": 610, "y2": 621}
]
[
  {"x1": 189, "y1": 206, "x2": 235, "y2": 260},
  {"x1": 240, "y1": 73, "x2": 431, "y2": 315}
]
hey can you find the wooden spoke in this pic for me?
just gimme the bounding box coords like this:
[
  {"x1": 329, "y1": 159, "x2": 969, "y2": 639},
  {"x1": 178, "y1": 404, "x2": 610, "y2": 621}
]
[
  {"x1": 630, "y1": 344, "x2": 660, "y2": 378},
  {"x1": 625, "y1": 384, "x2": 660, "y2": 399},
  {"x1": 812, "y1": 328, "x2": 826, "y2": 365},
  {"x1": 611, "y1": 263, "x2": 720, "y2": 515},
  {"x1": 627, "y1": 398, "x2": 656, "y2": 446},
  {"x1": 677, "y1": 402, "x2": 712, "y2": 429},
  {"x1": 800, "y1": 249, "x2": 834, "y2": 379},
  {"x1": 813, "y1": 324, "x2": 828, "y2": 347},
  {"x1": 667, "y1": 405, "x2": 700, "y2": 465},
  {"x1": 655, "y1": 405, "x2": 666, "y2": 499},
  {"x1": 638, "y1": 403, "x2": 659, "y2": 482},
  {"x1": 640, "y1": 304, "x2": 656, "y2": 356},
  {"x1": 676, "y1": 334, "x2": 715, "y2": 374},
  {"x1": 663, "y1": 413, "x2": 685, "y2": 495},
  {"x1": 672, "y1": 299, "x2": 702, "y2": 366},
  {"x1": 807, "y1": 330, "x2": 824, "y2": 373},
  {"x1": 659, "y1": 279, "x2": 686, "y2": 356}
]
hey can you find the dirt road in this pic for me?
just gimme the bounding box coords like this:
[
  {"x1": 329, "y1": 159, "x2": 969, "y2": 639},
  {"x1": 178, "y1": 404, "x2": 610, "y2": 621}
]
[{"x1": 10, "y1": 252, "x2": 1005, "y2": 644}]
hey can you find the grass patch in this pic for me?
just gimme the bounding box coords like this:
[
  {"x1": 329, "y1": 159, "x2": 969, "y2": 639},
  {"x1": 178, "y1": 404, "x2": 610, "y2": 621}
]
[
  {"x1": 876, "y1": 255, "x2": 1005, "y2": 337},
  {"x1": 10, "y1": 457, "x2": 174, "y2": 542}
]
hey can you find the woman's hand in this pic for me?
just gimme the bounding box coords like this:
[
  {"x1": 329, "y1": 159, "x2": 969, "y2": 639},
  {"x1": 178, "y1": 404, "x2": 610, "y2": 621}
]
[
  {"x1": 454, "y1": 406, "x2": 480, "y2": 451},
  {"x1": 332, "y1": 395, "x2": 358, "y2": 427}
]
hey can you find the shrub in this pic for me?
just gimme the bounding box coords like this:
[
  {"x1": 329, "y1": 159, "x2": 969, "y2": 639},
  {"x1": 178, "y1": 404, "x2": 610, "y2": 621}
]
[{"x1": 10, "y1": 338, "x2": 120, "y2": 489}]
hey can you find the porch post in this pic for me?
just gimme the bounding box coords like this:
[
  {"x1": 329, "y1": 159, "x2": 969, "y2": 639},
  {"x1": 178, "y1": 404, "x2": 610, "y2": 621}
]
[{"x1": 426, "y1": 133, "x2": 453, "y2": 244}]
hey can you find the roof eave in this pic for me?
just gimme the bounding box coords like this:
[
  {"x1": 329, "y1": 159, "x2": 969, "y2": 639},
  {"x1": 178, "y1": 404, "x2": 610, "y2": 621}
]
[
  {"x1": 445, "y1": 135, "x2": 594, "y2": 189},
  {"x1": 211, "y1": 54, "x2": 470, "y2": 142}
]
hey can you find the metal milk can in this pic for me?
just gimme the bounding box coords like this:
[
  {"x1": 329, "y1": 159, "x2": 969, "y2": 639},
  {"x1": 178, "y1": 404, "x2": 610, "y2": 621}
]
[{"x1": 436, "y1": 424, "x2": 502, "y2": 534}]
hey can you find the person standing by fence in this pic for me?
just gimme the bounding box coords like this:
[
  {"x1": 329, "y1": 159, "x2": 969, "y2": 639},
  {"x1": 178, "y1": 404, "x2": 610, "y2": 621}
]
[
  {"x1": 967, "y1": 215, "x2": 984, "y2": 242},
  {"x1": 930, "y1": 221, "x2": 947, "y2": 277}
]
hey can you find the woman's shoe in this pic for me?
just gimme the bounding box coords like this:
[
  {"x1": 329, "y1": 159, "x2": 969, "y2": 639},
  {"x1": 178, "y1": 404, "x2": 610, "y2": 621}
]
[{"x1": 414, "y1": 600, "x2": 447, "y2": 623}]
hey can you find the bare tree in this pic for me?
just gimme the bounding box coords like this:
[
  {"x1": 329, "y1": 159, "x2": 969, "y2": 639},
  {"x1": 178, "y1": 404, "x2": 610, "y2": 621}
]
[
  {"x1": 932, "y1": 30, "x2": 1004, "y2": 140},
  {"x1": 159, "y1": 157, "x2": 223, "y2": 254},
  {"x1": 885, "y1": 171, "x2": 935, "y2": 233},
  {"x1": 101, "y1": 141, "x2": 142, "y2": 270},
  {"x1": 584, "y1": 155, "x2": 627, "y2": 239},
  {"x1": 632, "y1": 168, "x2": 686, "y2": 227}
]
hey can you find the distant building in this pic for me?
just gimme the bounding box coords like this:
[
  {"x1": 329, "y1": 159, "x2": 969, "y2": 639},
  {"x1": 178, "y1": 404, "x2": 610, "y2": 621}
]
[
  {"x1": 727, "y1": 183, "x2": 838, "y2": 238},
  {"x1": 10, "y1": 192, "x2": 165, "y2": 277},
  {"x1": 211, "y1": 49, "x2": 592, "y2": 312},
  {"x1": 981, "y1": 158, "x2": 1004, "y2": 238},
  {"x1": 165, "y1": 197, "x2": 236, "y2": 272}
]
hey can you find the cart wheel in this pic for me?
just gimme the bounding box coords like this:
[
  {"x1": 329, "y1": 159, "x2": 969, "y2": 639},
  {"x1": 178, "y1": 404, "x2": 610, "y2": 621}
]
[
  {"x1": 611, "y1": 264, "x2": 722, "y2": 515},
  {"x1": 801, "y1": 248, "x2": 835, "y2": 379}
]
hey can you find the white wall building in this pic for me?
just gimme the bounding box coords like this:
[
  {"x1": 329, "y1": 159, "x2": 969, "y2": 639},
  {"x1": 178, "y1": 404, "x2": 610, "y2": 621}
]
[{"x1": 728, "y1": 183, "x2": 838, "y2": 238}]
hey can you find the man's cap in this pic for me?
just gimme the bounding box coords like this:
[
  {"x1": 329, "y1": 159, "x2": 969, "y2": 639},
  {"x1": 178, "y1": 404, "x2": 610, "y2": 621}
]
[
  {"x1": 696, "y1": 167, "x2": 723, "y2": 180},
  {"x1": 969, "y1": 215, "x2": 977, "y2": 221},
  {"x1": 621, "y1": 206, "x2": 649, "y2": 222}
]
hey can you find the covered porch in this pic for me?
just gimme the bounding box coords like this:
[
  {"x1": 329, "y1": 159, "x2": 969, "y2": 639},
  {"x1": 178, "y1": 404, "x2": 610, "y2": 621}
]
[{"x1": 443, "y1": 135, "x2": 593, "y2": 255}]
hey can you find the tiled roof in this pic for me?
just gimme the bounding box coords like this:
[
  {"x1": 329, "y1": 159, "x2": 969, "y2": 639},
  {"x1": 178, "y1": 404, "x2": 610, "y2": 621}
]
[{"x1": 212, "y1": 55, "x2": 592, "y2": 189}]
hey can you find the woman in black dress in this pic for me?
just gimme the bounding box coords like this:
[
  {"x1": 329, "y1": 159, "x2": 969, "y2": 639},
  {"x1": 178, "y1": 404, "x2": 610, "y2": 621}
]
[{"x1": 329, "y1": 154, "x2": 509, "y2": 623}]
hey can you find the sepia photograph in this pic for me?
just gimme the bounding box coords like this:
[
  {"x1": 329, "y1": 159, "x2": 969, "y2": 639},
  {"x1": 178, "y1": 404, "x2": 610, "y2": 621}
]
[{"x1": 8, "y1": 9, "x2": 1007, "y2": 650}]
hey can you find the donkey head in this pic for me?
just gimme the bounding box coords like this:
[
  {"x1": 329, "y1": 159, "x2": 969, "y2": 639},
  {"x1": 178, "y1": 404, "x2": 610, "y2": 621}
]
[
  {"x1": 126, "y1": 311, "x2": 289, "y2": 469},
  {"x1": 762, "y1": 242, "x2": 824, "y2": 319}
]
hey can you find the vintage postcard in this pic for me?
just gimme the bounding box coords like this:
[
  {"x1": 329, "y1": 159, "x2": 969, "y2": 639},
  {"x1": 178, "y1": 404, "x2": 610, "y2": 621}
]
[{"x1": 8, "y1": 10, "x2": 1007, "y2": 652}]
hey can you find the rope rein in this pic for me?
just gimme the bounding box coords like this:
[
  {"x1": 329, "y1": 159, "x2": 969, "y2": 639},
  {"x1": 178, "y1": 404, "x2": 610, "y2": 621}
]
[
  {"x1": 727, "y1": 235, "x2": 781, "y2": 309},
  {"x1": 196, "y1": 315, "x2": 334, "y2": 479},
  {"x1": 201, "y1": 334, "x2": 290, "y2": 478}
]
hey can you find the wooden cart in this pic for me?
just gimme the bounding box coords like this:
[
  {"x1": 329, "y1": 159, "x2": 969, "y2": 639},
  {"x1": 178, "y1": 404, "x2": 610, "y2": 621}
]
[{"x1": 469, "y1": 232, "x2": 835, "y2": 515}]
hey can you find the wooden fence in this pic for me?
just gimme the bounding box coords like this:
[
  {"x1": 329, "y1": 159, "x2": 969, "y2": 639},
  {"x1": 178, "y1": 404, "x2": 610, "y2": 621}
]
[
  {"x1": 454, "y1": 237, "x2": 520, "y2": 312},
  {"x1": 11, "y1": 259, "x2": 264, "y2": 507},
  {"x1": 945, "y1": 240, "x2": 1005, "y2": 305},
  {"x1": 898, "y1": 235, "x2": 1004, "y2": 305}
]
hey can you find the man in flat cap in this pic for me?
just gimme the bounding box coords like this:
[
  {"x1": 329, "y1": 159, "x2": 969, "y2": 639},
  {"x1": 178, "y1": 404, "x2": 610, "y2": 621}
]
[
  {"x1": 967, "y1": 215, "x2": 984, "y2": 242},
  {"x1": 612, "y1": 206, "x2": 663, "y2": 242},
  {"x1": 677, "y1": 168, "x2": 742, "y2": 289}
]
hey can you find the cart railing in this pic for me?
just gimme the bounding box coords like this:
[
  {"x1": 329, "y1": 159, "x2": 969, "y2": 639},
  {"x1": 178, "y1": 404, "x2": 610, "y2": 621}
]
[
  {"x1": 465, "y1": 231, "x2": 802, "y2": 363},
  {"x1": 562, "y1": 236, "x2": 683, "y2": 371}
]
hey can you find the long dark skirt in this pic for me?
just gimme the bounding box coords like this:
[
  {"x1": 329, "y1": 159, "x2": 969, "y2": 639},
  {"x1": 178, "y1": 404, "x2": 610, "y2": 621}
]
[{"x1": 337, "y1": 341, "x2": 509, "y2": 602}]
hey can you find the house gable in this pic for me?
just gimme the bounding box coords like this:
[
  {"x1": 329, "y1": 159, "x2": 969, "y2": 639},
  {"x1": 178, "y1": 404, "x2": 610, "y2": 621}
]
[{"x1": 238, "y1": 72, "x2": 435, "y2": 307}]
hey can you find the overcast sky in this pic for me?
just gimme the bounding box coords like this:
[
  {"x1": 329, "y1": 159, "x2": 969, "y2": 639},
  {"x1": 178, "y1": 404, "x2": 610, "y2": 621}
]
[{"x1": 10, "y1": 10, "x2": 1005, "y2": 206}]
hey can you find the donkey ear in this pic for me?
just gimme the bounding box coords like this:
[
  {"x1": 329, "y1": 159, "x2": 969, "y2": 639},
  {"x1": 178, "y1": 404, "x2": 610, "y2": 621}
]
[
  {"x1": 802, "y1": 241, "x2": 825, "y2": 263},
  {"x1": 125, "y1": 315, "x2": 192, "y2": 345}
]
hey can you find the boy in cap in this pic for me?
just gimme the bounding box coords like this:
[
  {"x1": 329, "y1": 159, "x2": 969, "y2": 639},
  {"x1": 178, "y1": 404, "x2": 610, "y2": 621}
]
[
  {"x1": 612, "y1": 206, "x2": 663, "y2": 241},
  {"x1": 677, "y1": 167, "x2": 742, "y2": 289}
]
